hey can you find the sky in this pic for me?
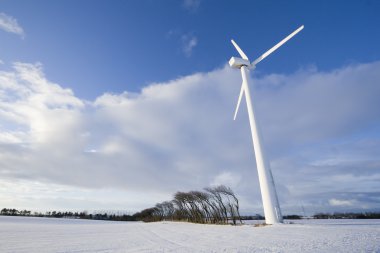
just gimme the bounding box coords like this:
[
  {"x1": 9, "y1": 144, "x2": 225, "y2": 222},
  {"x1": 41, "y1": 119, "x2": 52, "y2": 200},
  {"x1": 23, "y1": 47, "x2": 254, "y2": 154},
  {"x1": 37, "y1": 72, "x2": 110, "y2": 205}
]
[{"x1": 0, "y1": 0, "x2": 379, "y2": 215}]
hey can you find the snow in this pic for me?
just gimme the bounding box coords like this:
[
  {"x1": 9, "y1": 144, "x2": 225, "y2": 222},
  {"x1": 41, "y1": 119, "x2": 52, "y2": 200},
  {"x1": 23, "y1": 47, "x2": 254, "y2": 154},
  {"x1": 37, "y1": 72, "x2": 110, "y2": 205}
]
[{"x1": 0, "y1": 216, "x2": 379, "y2": 252}]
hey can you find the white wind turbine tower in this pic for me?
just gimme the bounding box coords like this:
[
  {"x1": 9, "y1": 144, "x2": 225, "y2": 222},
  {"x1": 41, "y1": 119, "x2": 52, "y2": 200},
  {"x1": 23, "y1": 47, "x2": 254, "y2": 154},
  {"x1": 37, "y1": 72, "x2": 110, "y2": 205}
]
[{"x1": 229, "y1": 25, "x2": 304, "y2": 224}]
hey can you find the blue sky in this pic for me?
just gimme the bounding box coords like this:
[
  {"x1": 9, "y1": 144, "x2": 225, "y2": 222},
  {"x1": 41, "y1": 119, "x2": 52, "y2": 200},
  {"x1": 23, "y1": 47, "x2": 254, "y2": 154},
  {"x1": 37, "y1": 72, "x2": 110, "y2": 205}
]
[
  {"x1": 2, "y1": 0, "x2": 379, "y2": 99},
  {"x1": 0, "y1": 0, "x2": 380, "y2": 215}
]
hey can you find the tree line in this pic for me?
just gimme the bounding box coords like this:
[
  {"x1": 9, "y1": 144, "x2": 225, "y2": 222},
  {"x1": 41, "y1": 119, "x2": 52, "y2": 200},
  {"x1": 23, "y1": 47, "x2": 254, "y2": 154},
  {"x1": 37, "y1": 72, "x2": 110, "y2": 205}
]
[
  {"x1": 133, "y1": 185, "x2": 243, "y2": 225},
  {"x1": 313, "y1": 212, "x2": 380, "y2": 219},
  {"x1": 3, "y1": 205, "x2": 380, "y2": 223},
  {"x1": 0, "y1": 208, "x2": 136, "y2": 221}
]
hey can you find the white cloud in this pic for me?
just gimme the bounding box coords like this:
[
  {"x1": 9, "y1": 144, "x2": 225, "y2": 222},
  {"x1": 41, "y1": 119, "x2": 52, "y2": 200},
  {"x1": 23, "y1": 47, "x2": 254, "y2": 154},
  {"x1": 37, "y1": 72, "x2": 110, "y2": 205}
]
[
  {"x1": 166, "y1": 30, "x2": 198, "y2": 57},
  {"x1": 329, "y1": 198, "x2": 354, "y2": 207},
  {"x1": 0, "y1": 13, "x2": 25, "y2": 38},
  {"x1": 211, "y1": 172, "x2": 242, "y2": 188},
  {"x1": 1, "y1": 61, "x2": 380, "y2": 213},
  {"x1": 84, "y1": 149, "x2": 97, "y2": 153},
  {"x1": 182, "y1": 0, "x2": 201, "y2": 12},
  {"x1": 181, "y1": 34, "x2": 198, "y2": 57}
]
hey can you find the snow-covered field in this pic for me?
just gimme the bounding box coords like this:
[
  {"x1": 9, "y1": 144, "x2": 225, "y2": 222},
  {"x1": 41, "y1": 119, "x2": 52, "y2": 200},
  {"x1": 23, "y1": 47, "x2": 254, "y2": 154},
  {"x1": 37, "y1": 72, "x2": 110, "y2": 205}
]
[{"x1": 0, "y1": 216, "x2": 379, "y2": 252}]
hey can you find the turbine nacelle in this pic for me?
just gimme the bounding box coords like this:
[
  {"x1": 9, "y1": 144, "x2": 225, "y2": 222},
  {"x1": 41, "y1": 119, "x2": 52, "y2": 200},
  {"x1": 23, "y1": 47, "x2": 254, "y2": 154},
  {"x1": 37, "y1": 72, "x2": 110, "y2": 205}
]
[{"x1": 229, "y1": 57, "x2": 250, "y2": 69}]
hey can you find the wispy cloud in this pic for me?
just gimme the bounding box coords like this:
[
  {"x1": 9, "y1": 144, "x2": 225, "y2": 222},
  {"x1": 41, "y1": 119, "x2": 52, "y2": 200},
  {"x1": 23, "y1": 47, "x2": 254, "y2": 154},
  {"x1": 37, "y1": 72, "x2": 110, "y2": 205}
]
[
  {"x1": 329, "y1": 198, "x2": 354, "y2": 207},
  {"x1": 0, "y1": 13, "x2": 25, "y2": 38},
  {"x1": 181, "y1": 34, "x2": 198, "y2": 57},
  {"x1": 166, "y1": 30, "x2": 198, "y2": 57},
  {"x1": 211, "y1": 172, "x2": 242, "y2": 188},
  {"x1": 182, "y1": 0, "x2": 201, "y2": 12},
  {"x1": 0, "y1": 61, "x2": 380, "y2": 213}
]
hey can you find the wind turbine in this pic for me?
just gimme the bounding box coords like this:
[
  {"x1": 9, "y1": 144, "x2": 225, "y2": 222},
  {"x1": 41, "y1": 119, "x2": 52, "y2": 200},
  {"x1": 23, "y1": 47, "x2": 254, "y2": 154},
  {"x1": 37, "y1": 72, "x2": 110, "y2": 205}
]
[{"x1": 229, "y1": 25, "x2": 304, "y2": 224}]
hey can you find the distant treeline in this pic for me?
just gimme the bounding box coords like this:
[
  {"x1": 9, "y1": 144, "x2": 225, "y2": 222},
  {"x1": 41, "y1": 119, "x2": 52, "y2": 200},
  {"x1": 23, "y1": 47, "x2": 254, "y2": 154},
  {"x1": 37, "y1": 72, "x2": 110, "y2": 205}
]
[
  {"x1": 0, "y1": 208, "x2": 136, "y2": 221},
  {"x1": 2, "y1": 208, "x2": 380, "y2": 223},
  {"x1": 313, "y1": 212, "x2": 380, "y2": 219},
  {"x1": 278, "y1": 213, "x2": 380, "y2": 220},
  {"x1": 134, "y1": 185, "x2": 242, "y2": 225}
]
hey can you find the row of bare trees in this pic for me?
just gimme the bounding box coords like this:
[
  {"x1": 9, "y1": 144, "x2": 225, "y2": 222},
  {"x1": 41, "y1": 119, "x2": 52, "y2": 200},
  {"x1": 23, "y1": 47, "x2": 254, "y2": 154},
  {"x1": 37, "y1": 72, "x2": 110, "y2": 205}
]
[
  {"x1": 1, "y1": 208, "x2": 31, "y2": 216},
  {"x1": 134, "y1": 185, "x2": 242, "y2": 225}
]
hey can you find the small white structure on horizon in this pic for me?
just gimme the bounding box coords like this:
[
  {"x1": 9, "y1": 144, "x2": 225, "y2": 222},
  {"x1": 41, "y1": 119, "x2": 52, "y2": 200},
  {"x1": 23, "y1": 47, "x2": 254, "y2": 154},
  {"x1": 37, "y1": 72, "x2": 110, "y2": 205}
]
[{"x1": 229, "y1": 25, "x2": 304, "y2": 224}]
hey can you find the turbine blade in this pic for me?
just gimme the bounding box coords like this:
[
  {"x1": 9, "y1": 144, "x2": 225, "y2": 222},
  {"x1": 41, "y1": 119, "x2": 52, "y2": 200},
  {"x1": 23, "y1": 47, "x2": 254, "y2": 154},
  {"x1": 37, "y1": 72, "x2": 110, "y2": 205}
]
[
  {"x1": 251, "y1": 25, "x2": 304, "y2": 66},
  {"x1": 231, "y1": 39, "x2": 249, "y2": 61},
  {"x1": 233, "y1": 82, "x2": 245, "y2": 120}
]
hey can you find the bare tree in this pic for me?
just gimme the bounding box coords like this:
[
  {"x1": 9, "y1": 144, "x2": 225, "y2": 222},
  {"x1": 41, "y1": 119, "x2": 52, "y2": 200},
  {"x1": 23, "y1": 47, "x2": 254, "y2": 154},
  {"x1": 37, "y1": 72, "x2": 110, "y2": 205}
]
[
  {"x1": 161, "y1": 201, "x2": 175, "y2": 220},
  {"x1": 217, "y1": 185, "x2": 242, "y2": 224},
  {"x1": 205, "y1": 186, "x2": 229, "y2": 223}
]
